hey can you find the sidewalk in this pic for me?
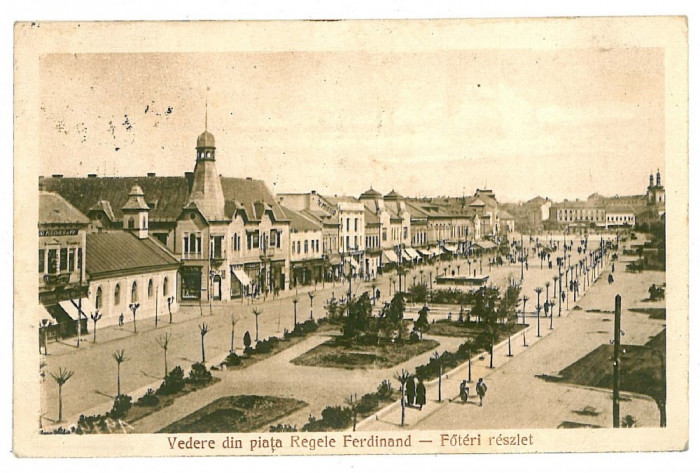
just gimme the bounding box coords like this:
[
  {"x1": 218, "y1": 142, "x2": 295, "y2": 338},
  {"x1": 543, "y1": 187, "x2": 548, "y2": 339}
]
[{"x1": 356, "y1": 255, "x2": 664, "y2": 431}]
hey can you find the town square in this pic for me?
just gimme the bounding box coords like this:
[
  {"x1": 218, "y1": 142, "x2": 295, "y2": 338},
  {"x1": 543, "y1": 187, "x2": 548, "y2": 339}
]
[{"x1": 15, "y1": 18, "x2": 683, "y2": 453}]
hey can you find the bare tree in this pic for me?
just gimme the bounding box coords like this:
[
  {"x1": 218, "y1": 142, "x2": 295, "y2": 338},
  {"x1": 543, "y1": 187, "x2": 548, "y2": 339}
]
[
  {"x1": 156, "y1": 333, "x2": 172, "y2": 378},
  {"x1": 345, "y1": 393, "x2": 359, "y2": 431},
  {"x1": 230, "y1": 313, "x2": 240, "y2": 353},
  {"x1": 199, "y1": 324, "x2": 210, "y2": 363},
  {"x1": 90, "y1": 311, "x2": 102, "y2": 343},
  {"x1": 112, "y1": 349, "x2": 128, "y2": 396},
  {"x1": 433, "y1": 351, "x2": 443, "y2": 401},
  {"x1": 252, "y1": 307, "x2": 263, "y2": 342},
  {"x1": 394, "y1": 369, "x2": 412, "y2": 426},
  {"x1": 50, "y1": 367, "x2": 74, "y2": 423}
]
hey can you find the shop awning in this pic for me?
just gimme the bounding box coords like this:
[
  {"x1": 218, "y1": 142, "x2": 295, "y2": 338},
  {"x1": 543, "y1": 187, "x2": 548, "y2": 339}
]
[
  {"x1": 38, "y1": 304, "x2": 57, "y2": 325},
  {"x1": 382, "y1": 250, "x2": 398, "y2": 264},
  {"x1": 417, "y1": 248, "x2": 432, "y2": 258},
  {"x1": 443, "y1": 244, "x2": 458, "y2": 253},
  {"x1": 402, "y1": 249, "x2": 413, "y2": 261},
  {"x1": 328, "y1": 256, "x2": 342, "y2": 265},
  {"x1": 232, "y1": 268, "x2": 252, "y2": 287},
  {"x1": 349, "y1": 258, "x2": 360, "y2": 269},
  {"x1": 58, "y1": 298, "x2": 94, "y2": 320},
  {"x1": 433, "y1": 247, "x2": 445, "y2": 256},
  {"x1": 474, "y1": 240, "x2": 497, "y2": 250},
  {"x1": 406, "y1": 248, "x2": 421, "y2": 260}
]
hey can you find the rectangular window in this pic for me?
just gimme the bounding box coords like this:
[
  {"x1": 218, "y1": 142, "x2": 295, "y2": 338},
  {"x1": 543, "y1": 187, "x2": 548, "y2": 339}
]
[
  {"x1": 39, "y1": 249, "x2": 45, "y2": 273},
  {"x1": 346, "y1": 218, "x2": 350, "y2": 232},
  {"x1": 354, "y1": 236, "x2": 358, "y2": 249},
  {"x1": 346, "y1": 235, "x2": 350, "y2": 250},
  {"x1": 247, "y1": 231, "x2": 260, "y2": 249},
  {"x1": 403, "y1": 227, "x2": 408, "y2": 239},
  {"x1": 354, "y1": 218, "x2": 358, "y2": 231},
  {"x1": 77, "y1": 248, "x2": 82, "y2": 272},
  {"x1": 297, "y1": 241, "x2": 301, "y2": 253},
  {"x1": 68, "y1": 249, "x2": 75, "y2": 271},
  {"x1": 211, "y1": 235, "x2": 224, "y2": 259},
  {"x1": 270, "y1": 229, "x2": 277, "y2": 248},
  {"x1": 292, "y1": 240, "x2": 296, "y2": 254},
  {"x1": 382, "y1": 229, "x2": 387, "y2": 241},
  {"x1": 304, "y1": 240, "x2": 309, "y2": 253},
  {"x1": 60, "y1": 248, "x2": 68, "y2": 271},
  {"x1": 47, "y1": 249, "x2": 57, "y2": 274}
]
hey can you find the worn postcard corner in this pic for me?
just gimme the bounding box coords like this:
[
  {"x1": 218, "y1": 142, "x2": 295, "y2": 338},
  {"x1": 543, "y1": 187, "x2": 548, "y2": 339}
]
[{"x1": 13, "y1": 17, "x2": 688, "y2": 457}]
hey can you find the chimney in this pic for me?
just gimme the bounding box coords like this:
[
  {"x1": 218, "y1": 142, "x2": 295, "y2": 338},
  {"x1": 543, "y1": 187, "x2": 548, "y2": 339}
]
[
  {"x1": 185, "y1": 172, "x2": 194, "y2": 193},
  {"x1": 147, "y1": 172, "x2": 156, "y2": 178}
]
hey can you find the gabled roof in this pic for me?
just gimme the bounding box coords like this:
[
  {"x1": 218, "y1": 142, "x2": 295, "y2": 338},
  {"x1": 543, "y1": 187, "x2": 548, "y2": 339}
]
[
  {"x1": 384, "y1": 189, "x2": 403, "y2": 200},
  {"x1": 359, "y1": 188, "x2": 382, "y2": 199},
  {"x1": 86, "y1": 232, "x2": 180, "y2": 277},
  {"x1": 282, "y1": 206, "x2": 323, "y2": 232},
  {"x1": 220, "y1": 177, "x2": 288, "y2": 222},
  {"x1": 497, "y1": 209, "x2": 515, "y2": 220},
  {"x1": 40, "y1": 174, "x2": 289, "y2": 225},
  {"x1": 39, "y1": 191, "x2": 91, "y2": 226},
  {"x1": 88, "y1": 200, "x2": 115, "y2": 221},
  {"x1": 40, "y1": 176, "x2": 190, "y2": 223}
]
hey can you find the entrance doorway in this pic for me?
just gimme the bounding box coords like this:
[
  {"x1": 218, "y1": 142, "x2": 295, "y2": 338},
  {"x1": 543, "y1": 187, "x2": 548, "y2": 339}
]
[{"x1": 212, "y1": 275, "x2": 222, "y2": 301}]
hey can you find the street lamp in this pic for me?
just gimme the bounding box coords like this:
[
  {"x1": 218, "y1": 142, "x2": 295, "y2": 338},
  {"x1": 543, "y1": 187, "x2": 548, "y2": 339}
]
[
  {"x1": 534, "y1": 287, "x2": 543, "y2": 337},
  {"x1": 308, "y1": 291, "x2": 315, "y2": 320},
  {"x1": 129, "y1": 302, "x2": 140, "y2": 333}
]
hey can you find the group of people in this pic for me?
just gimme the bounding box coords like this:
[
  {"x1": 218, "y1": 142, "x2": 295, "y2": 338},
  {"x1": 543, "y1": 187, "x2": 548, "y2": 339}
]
[
  {"x1": 404, "y1": 377, "x2": 427, "y2": 410},
  {"x1": 459, "y1": 378, "x2": 488, "y2": 406}
]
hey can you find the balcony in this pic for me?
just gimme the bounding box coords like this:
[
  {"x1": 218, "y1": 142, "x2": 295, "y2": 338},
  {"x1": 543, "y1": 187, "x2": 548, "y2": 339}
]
[{"x1": 182, "y1": 252, "x2": 204, "y2": 261}]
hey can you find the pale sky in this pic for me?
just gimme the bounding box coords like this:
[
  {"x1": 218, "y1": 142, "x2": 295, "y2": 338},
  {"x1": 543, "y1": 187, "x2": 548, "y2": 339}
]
[{"x1": 39, "y1": 48, "x2": 665, "y2": 202}]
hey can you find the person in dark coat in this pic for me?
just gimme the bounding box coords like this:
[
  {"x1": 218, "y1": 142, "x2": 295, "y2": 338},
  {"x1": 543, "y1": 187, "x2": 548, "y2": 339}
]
[
  {"x1": 416, "y1": 379, "x2": 427, "y2": 410},
  {"x1": 476, "y1": 378, "x2": 488, "y2": 406},
  {"x1": 459, "y1": 380, "x2": 469, "y2": 403},
  {"x1": 406, "y1": 376, "x2": 416, "y2": 406}
]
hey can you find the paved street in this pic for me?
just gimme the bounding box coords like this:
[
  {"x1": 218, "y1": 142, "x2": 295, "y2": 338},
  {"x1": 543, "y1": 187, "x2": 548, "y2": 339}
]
[
  {"x1": 40, "y1": 232, "x2": 662, "y2": 433},
  {"x1": 357, "y1": 253, "x2": 665, "y2": 431}
]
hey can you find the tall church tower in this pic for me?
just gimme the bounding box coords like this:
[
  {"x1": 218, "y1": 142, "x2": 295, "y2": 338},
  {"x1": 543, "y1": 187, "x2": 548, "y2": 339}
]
[{"x1": 185, "y1": 110, "x2": 227, "y2": 221}]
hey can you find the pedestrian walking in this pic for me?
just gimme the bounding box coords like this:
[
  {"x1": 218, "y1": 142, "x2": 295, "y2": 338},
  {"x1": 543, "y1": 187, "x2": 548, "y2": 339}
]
[
  {"x1": 406, "y1": 376, "x2": 416, "y2": 406},
  {"x1": 416, "y1": 379, "x2": 427, "y2": 410},
  {"x1": 611, "y1": 262, "x2": 615, "y2": 273},
  {"x1": 608, "y1": 273, "x2": 614, "y2": 284},
  {"x1": 118, "y1": 313, "x2": 124, "y2": 326},
  {"x1": 476, "y1": 378, "x2": 488, "y2": 406},
  {"x1": 459, "y1": 380, "x2": 469, "y2": 403}
]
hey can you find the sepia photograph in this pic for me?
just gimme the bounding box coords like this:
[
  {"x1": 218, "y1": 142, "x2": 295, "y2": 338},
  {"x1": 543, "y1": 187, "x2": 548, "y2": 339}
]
[{"x1": 13, "y1": 16, "x2": 688, "y2": 457}]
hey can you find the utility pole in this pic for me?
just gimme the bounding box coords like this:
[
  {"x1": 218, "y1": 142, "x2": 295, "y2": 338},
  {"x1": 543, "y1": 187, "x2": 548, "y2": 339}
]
[{"x1": 613, "y1": 294, "x2": 621, "y2": 428}]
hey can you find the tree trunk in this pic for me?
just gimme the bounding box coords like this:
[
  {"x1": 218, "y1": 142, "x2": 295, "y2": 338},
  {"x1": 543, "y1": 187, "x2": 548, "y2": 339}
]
[
  {"x1": 163, "y1": 349, "x2": 168, "y2": 378},
  {"x1": 657, "y1": 399, "x2": 667, "y2": 427},
  {"x1": 201, "y1": 336, "x2": 206, "y2": 363},
  {"x1": 489, "y1": 344, "x2": 494, "y2": 368},
  {"x1": 468, "y1": 353, "x2": 472, "y2": 383},
  {"x1": 400, "y1": 385, "x2": 405, "y2": 426},
  {"x1": 117, "y1": 364, "x2": 121, "y2": 396},
  {"x1": 58, "y1": 385, "x2": 63, "y2": 422}
]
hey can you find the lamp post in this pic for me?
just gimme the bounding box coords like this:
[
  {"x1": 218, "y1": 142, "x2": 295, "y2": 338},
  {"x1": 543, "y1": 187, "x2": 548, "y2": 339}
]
[
  {"x1": 534, "y1": 287, "x2": 543, "y2": 337},
  {"x1": 521, "y1": 295, "x2": 529, "y2": 325},
  {"x1": 292, "y1": 291, "x2": 299, "y2": 327},
  {"x1": 308, "y1": 291, "x2": 315, "y2": 320},
  {"x1": 129, "y1": 302, "x2": 140, "y2": 334},
  {"x1": 154, "y1": 283, "x2": 159, "y2": 327}
]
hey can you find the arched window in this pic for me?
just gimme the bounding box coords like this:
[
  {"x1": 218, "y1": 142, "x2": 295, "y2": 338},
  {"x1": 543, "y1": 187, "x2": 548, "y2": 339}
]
[
  {"x1": 131, "y1": 281, "x2": 138, "y2": 303},
  {"x1": 114, "y1": 284, "x2": 121, "y2": 306},
  {"x1": 163, "y1": 277, "x2": 169, "y2": 296},
  {"x1": 128, "y1": 217, "x2": 135, "y2": 229},
  {"x1": 148, "y1": 279, "x2": 153, "y2": 298},
  {"x1": 95, "y1": 286, "x2": 103, "y2": 309}
]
